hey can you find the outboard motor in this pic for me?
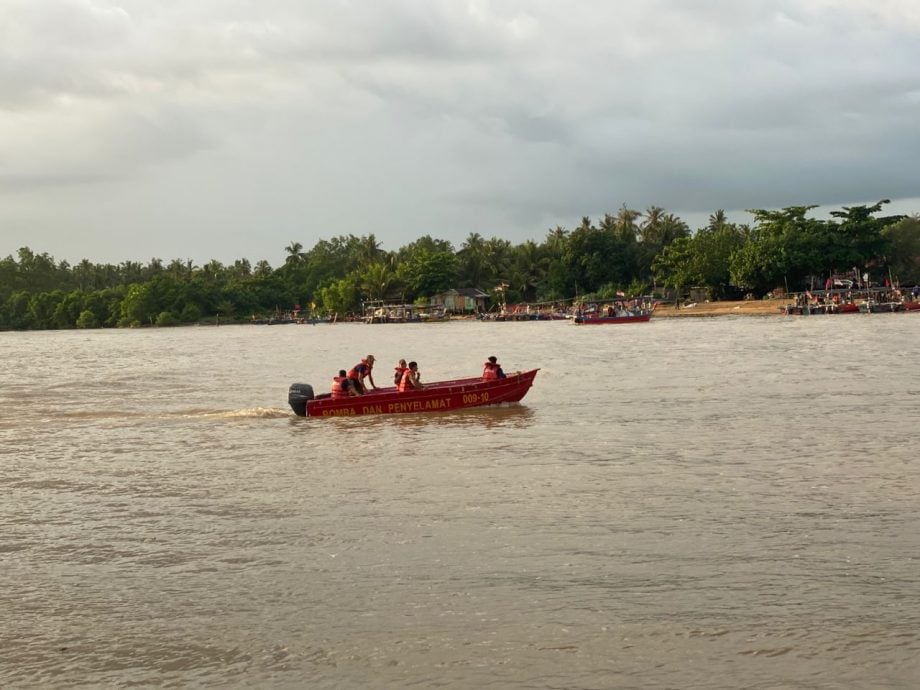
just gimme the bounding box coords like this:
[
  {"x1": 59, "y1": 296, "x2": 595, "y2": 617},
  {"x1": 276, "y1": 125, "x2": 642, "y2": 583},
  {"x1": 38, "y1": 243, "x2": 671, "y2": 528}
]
[{"x1": 288, "y1": 383, "x2": 314, "y2": 417}]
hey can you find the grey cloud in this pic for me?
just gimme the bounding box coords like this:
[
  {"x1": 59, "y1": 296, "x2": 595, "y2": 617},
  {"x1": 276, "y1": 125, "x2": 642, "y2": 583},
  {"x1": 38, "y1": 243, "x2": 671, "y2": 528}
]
[{"x1": 1, "y1": 0, "x2": 919, "y2": 264}]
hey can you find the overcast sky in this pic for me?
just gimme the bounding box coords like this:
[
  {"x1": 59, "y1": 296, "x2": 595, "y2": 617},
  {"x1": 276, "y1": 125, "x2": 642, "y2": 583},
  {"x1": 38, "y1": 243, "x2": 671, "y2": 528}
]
[{"x1": 1, "y1": 0, "x2": 918, "y2": 267}]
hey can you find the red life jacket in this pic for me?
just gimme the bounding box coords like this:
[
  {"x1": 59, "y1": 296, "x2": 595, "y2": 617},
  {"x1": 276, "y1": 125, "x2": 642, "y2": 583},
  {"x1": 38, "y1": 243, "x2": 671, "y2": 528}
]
[
  {"x1": 394, "y1": 366, "x2": 407, "y2": 385},
  {"x1": 482, "y1": 362, "x2": 499, "y2": 380},
  {"x1": 348, "y1": 359, "x2": 373, "y2": 381},
  {"x1": 398, "y1": 369, "x2": 416, "y2": 392},
  {"x1": 330, "y1": 376, "x2": 350, "y2": 399}
]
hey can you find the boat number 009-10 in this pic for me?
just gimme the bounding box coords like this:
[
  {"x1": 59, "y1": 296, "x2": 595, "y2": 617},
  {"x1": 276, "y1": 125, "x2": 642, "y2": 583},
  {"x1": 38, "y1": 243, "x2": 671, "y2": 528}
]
[{"x1": 462, "y1": 392, "x2": 490, "y2": 404}]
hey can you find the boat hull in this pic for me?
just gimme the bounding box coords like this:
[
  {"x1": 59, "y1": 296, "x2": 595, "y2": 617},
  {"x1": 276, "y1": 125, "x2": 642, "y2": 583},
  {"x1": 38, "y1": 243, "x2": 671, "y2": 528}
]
[
  {"x1": 783, "y1": 302, "x2": 860, "y2": 315},
  {"x1": 294, "y1": 369, "x2": 540, "y2": 417},
  {"x1": 573, "y1": 314, "x2": 652, "y2": 325}
]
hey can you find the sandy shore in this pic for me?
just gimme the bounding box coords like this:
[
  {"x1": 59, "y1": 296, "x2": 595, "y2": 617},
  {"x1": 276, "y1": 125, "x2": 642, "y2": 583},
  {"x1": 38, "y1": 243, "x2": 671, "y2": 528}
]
[{"x1": 654, "y1": 299, "x2": 790, "y2": 317}]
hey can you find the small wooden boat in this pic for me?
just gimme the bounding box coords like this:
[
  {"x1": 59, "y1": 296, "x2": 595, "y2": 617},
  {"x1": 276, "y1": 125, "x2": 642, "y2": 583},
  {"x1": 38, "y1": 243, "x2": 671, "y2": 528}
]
[
  {"x1": 783, "y1": 301, "x2": 860, "y2": 315},
  {"x1": 574, "y1": 312, "x2": 652, "y2": 324},
  {"x1": 859, "y1": 300, "x2": 904, "y2": 313},
  {"x1": 573, "y1": 298, "x2": 655, "y2": 325},
  {"x1": 288, "y1": 369, "x2": 540, "y2": 417}
]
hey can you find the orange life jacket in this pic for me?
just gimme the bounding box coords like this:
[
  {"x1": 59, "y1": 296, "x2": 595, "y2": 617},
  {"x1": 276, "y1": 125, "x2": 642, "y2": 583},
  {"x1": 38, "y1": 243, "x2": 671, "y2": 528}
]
[
  {"x1": 394, "y1": 366, "x2": 407, "y2": 385},
  {"x1": 330, "y1": 376, "x2": 350, "y2": 399},
  {"x1": 347, "y1": 361, "x2": 369, "y2": 380},
  {"x1": 398, "y1": 369, "x2": 416, "y2": 392},
  {"x1": 482, "y1": 362, "x2": 499, "y2": 380}
]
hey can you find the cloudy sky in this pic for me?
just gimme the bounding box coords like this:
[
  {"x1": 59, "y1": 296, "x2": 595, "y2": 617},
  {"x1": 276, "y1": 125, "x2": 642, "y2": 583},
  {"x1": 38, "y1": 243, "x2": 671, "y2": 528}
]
[{"x1": 1, "y1": 0, "x2": 918, "y2": 267}]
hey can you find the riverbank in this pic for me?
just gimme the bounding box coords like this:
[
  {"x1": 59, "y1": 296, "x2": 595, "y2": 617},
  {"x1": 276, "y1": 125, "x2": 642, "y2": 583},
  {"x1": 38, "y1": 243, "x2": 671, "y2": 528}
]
[{"x1": 653, "y1": 299, "x2": 790, "y2": 317}]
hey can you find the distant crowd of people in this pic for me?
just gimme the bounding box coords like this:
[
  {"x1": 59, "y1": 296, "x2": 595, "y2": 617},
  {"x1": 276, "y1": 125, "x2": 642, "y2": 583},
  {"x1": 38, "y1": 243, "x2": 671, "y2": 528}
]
[{"x1": 330, "y1": 354, "x2": 506, "y2": 398}]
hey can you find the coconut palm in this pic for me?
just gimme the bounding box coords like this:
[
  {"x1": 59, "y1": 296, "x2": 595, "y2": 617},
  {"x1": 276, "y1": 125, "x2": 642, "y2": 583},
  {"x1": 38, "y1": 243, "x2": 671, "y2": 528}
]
[
  {"x1": 458, "y1": 232, "x2": 487, "y2": 287},
  {"x1": 708, "y1": 210, "x2": 728, "y2": 232},
  {"x1": 639, "y1": 206, "x2": 665, "y2": 243},
  {"x1": 354, "y1": 234, "x2": 383, "y2": 267},
  {"x1": 74, "y1": 259, "x2": 95, "y2": 291},
  {"x1": 361, "y1": 262, "x2": 395, "y2": 301},
  {"x1": 544, "y1": 226, "x2": 569, "y2": 258},
  {"x1": 511, "y1": 240, "x2": 549, "y2": 301},
  {"x1": 483, "y1": 237, "x2": 513, "y2": 286},
  {"x1": 284, "y1": 242, "x2": 305, "y2": 265},
  {"x1": 615, "y1": 205, "x2": 641, "y2": 242}
]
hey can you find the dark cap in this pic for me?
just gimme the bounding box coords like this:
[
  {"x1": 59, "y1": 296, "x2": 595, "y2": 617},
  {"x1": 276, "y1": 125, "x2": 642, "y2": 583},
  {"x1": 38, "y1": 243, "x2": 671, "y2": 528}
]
[{"x1": 488, "y1": 356, "x2": 497, "y2": 363}]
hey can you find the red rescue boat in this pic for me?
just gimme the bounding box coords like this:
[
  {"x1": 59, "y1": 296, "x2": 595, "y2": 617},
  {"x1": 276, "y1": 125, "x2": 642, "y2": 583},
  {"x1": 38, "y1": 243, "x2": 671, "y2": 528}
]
[{"x1": 288, "y1": 369, "x2": 540, "y2": 417}]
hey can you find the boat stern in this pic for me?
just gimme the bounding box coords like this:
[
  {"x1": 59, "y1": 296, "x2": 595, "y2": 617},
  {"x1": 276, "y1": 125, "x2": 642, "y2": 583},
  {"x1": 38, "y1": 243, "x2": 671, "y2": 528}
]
[{"x1": 288, "y1": 383, "x2": 315, "y2": 416}]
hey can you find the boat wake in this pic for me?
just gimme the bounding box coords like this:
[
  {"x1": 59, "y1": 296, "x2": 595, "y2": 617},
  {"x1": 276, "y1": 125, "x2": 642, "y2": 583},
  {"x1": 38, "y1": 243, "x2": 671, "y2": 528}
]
[{"x1": 179, "y1": 407, "x2": 291, "y2": 419}]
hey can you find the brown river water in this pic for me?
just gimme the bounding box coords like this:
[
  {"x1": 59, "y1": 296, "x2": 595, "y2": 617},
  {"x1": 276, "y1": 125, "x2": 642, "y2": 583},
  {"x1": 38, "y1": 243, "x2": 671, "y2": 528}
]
[{"x1": 1, "y1": 316, "x2": 918, "y2": 688}]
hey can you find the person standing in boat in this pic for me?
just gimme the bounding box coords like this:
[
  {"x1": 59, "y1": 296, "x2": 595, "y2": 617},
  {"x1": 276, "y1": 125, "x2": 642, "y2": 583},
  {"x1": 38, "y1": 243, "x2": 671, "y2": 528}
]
[
  {"x1": 347, "y1": 354, "x2": 377, "y2": 394},
  {"x1": 398, "y1": 361, "x2": 423, "y2": 392},
  {"x1": 394, "y1": 359, "x2": 408, "y2": 386},
  {"x1": 331, "y1": 370, "x2": 358, "y2": 398},
  {"x1": 482, "y1": 356, "x2": 506, "y2": 380}
]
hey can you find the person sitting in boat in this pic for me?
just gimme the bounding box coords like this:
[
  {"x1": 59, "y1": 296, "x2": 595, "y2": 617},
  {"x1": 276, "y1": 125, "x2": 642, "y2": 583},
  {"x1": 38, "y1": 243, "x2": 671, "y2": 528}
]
[
  {"x1": 330, "y1": 370, "x2": 358, "y2": 399},
  {"x1": 347, "y1": 354, "x2": 377, "y2": 394},
  {"x1": 482, "y1": 355, "x2": 506, "y2": 380},
  {"x1": 398, "y1": 361, "x2": 422, "y2": 392},
  {"x1": 394, "y1": 358, "x2": 408, "y2": 386}
]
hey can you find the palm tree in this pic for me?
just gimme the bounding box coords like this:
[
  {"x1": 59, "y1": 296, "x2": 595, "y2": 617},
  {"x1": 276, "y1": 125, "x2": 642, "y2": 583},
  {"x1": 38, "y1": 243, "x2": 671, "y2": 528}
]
[
  {"x1": 458, "y1": 232, "x2": 487, "y2": 287},
  {"x1": 659, "y1": 214, "x2": 690, "y2": 245},
  {"x1": 615, "y1": 205, "x2": 641, "y2": 242},
  {"x1": 544, "y1": 226, "x2": 569, "y2": 258},
  {"x1": 145, "y1": 258, "x2": 164, "y2": 279},
  {"x1": 361, "y1": 262, "x2": 394, "y2": 301},
  {"x1": 284, "y1": 242, "x2": 305, "y2": 265},
  {"x1": 639, "y1": 206, "x2": 664, "y2": 243},
  {"x1": 708, "y1": 210, "x2": 728, "y2": 232},
  {"x1": 74, "y1": 259, "x2": 95, "y2": 291},
  {"x1": 483, "y1": 237, "x2": 513, "y2": 286},
  {"x1": 354, "y1": 234, "x2": 383, "y2": 267},
  {"x1": 202, "y1": 260, "x2": 225, "y2": 282},
  {"x1": 120, "y1": 260, "x2": 143, "y2": 285},
  {"x1": 167, "y1": 259, "x2": 186, "y2": 280},
  {"x1": 230, "y1": 259, "x2": 252, "y2": 278},
  {"x1": 511, "y1": 240, "x2": 548, "y2": 301}
]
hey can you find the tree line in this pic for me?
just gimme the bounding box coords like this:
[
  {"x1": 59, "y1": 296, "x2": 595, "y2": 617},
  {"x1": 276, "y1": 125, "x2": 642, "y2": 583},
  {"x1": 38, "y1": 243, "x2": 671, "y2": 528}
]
[{"x1": 1, "y1": 200, "x2": 918, "y2": 330}]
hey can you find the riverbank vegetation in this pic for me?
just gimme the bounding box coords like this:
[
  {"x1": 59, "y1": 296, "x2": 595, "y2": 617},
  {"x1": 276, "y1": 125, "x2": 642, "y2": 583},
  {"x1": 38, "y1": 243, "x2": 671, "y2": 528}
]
[{"x1": 1, "y1": 200, "x2": 918, "y2": 330}]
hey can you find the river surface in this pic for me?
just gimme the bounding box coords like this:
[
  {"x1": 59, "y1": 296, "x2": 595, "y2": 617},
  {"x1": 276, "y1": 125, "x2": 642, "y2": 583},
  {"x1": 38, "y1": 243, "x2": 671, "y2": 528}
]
[{"x1": 1, "y1": 315, "x2": 918, "y2": 688}]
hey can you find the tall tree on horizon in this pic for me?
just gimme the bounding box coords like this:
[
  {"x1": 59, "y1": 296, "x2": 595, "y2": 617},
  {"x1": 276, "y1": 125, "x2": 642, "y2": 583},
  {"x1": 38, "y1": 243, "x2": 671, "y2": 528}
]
[
  {"x1": 284, "y1": 242, "x2": 305, "y2": 265},
  {"x1": 458, "y1": 232, "x2": 487, "y2": 288}
]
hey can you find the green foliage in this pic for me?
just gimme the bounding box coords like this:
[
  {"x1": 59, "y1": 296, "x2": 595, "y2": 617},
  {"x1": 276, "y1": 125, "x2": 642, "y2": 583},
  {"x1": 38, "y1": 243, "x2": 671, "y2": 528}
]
[
  {"x1": 76, "y1": 310, "x2": 99, "y2": 329},
  {"x1": 361, "y1": 262, "x2": 397, "y2": 301},
  {"x1": 2, "y1": 291, "x2": 31, "y2": 329},
  {"x1": 155, "y1": 311, "x2": 179, "y2": 326},
  {"x1": 396, "y1": 248, "x2": 458, "y2": 300},
  {"x1": 0, "y1": 199, "x2": 914, "y2": 331},
  {"x1": 121, "y1": 283, "x2": 156, "y2": 325},
  {"x1": 883, "y1": 215, "x2": 920, "y2": 284},
  {"x1": 320, "y1": 277, "x2": 360, "y2": 315},
  {"x1": 653, "y1": 213, "x2": 748, "y2": 297},
  {"x1": 564, "y1": 217, "x2": 634, "y2": 294},
  {"x1": 728, "y1": 201, "x2": 901, "y2": 293},
  {"x1": 180, "y1": 303, "x2": 203, "y2": 323}
]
